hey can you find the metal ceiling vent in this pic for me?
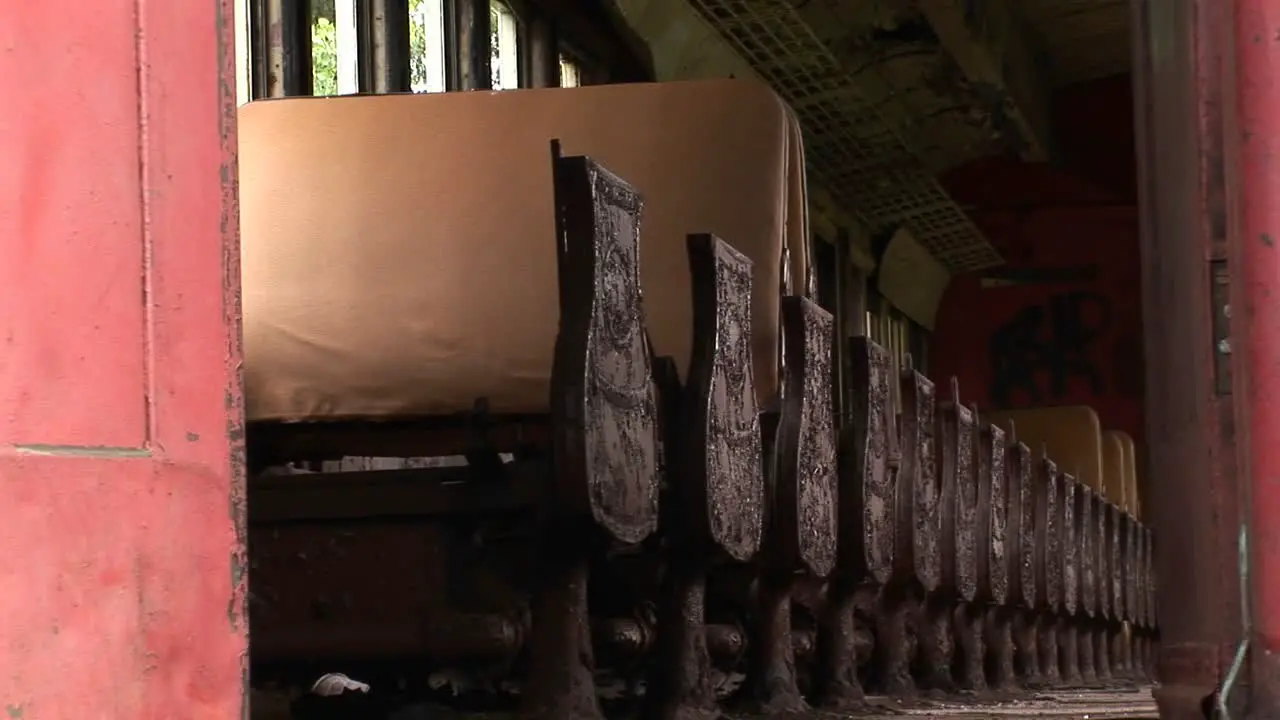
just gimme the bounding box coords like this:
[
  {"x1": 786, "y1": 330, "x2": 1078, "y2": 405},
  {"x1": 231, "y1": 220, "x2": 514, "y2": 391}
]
[{"x1": 687, "y1": 0, "x2": 1002, "y2": 272}]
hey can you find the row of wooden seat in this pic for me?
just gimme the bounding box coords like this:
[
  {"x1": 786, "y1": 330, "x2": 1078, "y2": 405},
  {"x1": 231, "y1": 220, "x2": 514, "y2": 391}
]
[{"x1": 243, "y1": 136, "x2": 1154, "y2": 718}]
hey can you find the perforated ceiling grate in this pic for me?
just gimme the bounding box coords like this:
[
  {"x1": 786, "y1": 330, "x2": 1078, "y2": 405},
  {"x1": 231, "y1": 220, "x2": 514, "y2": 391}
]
[{"x1": 686, "y1": 0, "x2": 1003, "y2": 272}]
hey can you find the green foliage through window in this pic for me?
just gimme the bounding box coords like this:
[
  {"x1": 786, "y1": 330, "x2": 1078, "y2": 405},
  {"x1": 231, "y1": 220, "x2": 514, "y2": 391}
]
[
  {"x1": 312, "y1": 16, "x2": 338, "y2": 96},
  {"x1": 309, "y1": 0, "x2": 510, "y2": 96}
]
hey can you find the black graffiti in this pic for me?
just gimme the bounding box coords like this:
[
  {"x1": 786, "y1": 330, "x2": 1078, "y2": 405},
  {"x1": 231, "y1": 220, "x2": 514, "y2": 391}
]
[{"x1": 988, "y1": 291, "x2": 1111, "y2": 407}]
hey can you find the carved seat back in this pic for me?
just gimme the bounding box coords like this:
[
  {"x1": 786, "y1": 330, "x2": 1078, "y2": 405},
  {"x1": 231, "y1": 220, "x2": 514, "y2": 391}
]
[
  {"x1": 841, "y1": 338, "x2": 898, "y2": 586},
  {"x1": 1109, "y1": 503, "x2": 1126, "y2": 623},
  {"x1": 895, "y1": 367, "x2": 940, "y2": 591},
  {"x1": 1060, "y1": 473, "x2": 1080, "y2": 617},
  {"x1": 771, "y1": 296, "x2": 838, "y2": 576},
  {"x1": 1100, "y1": 431, "x2": 1129, "y2": 623},
  {"x1": 1142, "y1": 526, "x2": 1155, "y2": 630},
  {"x1": 1004, "y1": 434, "x2": 1037, "y2": 609},
  {"x1": 549, "y1": 146, "x2": 660, "y2": 544},
  {"x1": 976, "y1": 420, "x2": 1009, "y2": 605},
  {"x1": 839, "y1": 335, "x2": 901, "y2": 584},
  {"x1": 1032, "y1": 454, "x2": 1063, "y2": 614},
  {"x1": 937, "y1": 378, "x2": 979, "y2": 603},
  {"x1": 684, "y1": 234, "x2": 764, "y2": 562},
  {"x1": 1123, "y1": 516, "x2": 1140, "y2": 627},
  {"x1": 1078, "y1": 483, "x2": 1098, "y2": 620}
]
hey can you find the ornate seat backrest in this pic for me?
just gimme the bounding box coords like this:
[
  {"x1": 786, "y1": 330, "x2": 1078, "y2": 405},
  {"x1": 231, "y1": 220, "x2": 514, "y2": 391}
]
[
  {"x1": 897, "y1": 366, "x2": 940, "y2": 591},
  {"x1": 771, "y1": 296, "x2": 838, "y2": 576},
  {"x1": 937, "y1": 378, "x2": 979, "y2": 602},
  {"x1": 548, "y1": 145, "x2": 660, "y2": 544},
  {"x1": 976, "y1": 420, "x2": 1009, "y2": 605},
  {"x1": 840, "y1": 337, "x2": 898, "y2": 586},
  {"x1": 684, "y1": 234, "x2": 764, "y2": 562}
]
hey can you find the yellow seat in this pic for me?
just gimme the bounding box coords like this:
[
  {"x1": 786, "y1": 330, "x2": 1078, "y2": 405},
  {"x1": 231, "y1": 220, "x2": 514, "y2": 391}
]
[
  {"x1": 984, "y1": 405, "x2": 1105, "y2": 492},
  {"x1": 1109, "y1": 430, "x2": 1141, "y2": 520}
]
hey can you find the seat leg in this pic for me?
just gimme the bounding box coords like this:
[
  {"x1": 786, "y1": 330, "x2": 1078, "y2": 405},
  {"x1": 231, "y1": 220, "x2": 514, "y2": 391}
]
[
  {"x1": 1013, "y1": 608, "x2": 1041, "y2": 688},
  {"x1": 642, "y1": 551, "x2": 718, "y2": 720},
  {"x1": 520, "y1": 523, "x2": 603, "y2": 720},
  {"x1": 985, "y1": 606, "x2": 1018, "y2": 693},
  {"x1": 1058, "y1": 617, "x2": 1081, "y2": 686},
  {"x1": 915, "y1": 592, "x2": 957, "y2": 693},
  {"x1": 813, "y1": 576, "x2": 868, "y2": 709},
  {"x1": 1079, "y1": 620, "x2": 1098, "y2": 684},
  {"x1": 876, "y1": 583, "x2": 919, "y2": 696},
  {"x1": 734, "y1": 570, "x2": 808, "y2": 714},
  {"x1": 1036, "y1": 612, "x2": 1061, "y2": 687},
  {"x1": 954, "y1": 602, "x2": 987, "y2": 693}
]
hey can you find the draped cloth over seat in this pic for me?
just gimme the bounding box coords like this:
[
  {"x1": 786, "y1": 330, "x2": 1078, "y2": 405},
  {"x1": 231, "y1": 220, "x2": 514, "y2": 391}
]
[{"x1": 238, "y1": 79, "x2": 809, "y2": 423}]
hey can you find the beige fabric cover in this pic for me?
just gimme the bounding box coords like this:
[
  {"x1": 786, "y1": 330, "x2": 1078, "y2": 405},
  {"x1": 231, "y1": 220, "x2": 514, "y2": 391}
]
[
  {"x1": 984, "y1": 405, "x2": 1105, "y2": 493},
  {"x1": 1101, "y1": 431, "x2": 1126, "y2": 506},
  {"x1": 1107, "y1": 430, "x2": 1140, "y2": 519},
  {"x1": 239, "y1": 80, "x2": 809, "y2": 422}
]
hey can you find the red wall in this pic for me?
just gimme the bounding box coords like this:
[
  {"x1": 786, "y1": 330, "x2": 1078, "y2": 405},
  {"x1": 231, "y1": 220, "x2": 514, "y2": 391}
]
[{"x1": 931, "y1": 75, "x2": 1146, "y2": 442}]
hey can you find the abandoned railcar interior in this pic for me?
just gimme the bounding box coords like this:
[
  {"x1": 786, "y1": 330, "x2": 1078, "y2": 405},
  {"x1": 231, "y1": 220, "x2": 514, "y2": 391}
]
[{"x1": 234, "y1": 0, "x2": 1158, "y2": 717}]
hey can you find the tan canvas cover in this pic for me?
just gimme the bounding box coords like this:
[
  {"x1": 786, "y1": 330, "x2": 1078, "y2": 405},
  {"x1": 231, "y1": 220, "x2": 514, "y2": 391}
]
[
  {"x1": 239, "y1": 79, "x2": 809, "y2": 422},
  {"x1": 984, "y1": 405, "x2": 1105, "y2": 493},
  {"x1": 1100, "y1": 431, "x2": 1127, "y2": 506},
  {"x1": 1108, "y1": 430, "x2": 1141, "y2": 519}
]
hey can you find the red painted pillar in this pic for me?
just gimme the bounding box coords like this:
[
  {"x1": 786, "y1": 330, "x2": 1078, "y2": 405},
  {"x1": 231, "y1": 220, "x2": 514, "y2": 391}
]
[{"x1": 1226, "y1": 0, "x2": 1280, "y2": 712}]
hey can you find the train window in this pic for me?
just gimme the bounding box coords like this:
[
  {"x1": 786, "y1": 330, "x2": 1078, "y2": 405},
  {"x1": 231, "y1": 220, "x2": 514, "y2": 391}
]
[
  {"x1": 490, "y1": 1, "x2": 521, "y2": 89},
  {"x1": 234, "y1": 0, "x2": 251, "y2": 104},
  {"x1": 311, "y1": 0, "x2": 358, "y2": 96},
  {"x1": 559, "y1": 53, "x2": 582, "y2": 87},
  {"x1": 410, "y1": 0, "x2": 447, "y2": 92}
]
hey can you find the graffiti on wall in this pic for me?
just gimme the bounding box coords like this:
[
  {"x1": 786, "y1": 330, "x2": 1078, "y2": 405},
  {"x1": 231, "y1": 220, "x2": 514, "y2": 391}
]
[{"x1": 988, "y1": 290, "x2": 1112, "y2": 406}]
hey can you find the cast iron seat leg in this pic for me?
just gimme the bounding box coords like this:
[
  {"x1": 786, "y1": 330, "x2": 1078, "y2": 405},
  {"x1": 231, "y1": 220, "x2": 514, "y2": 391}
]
[
  {"x1": 815, "y1": 337, "x2": 897, "y2": 710},
  {"x1": 878, "y1": 364, "x2": 941, "y2": 698},
  {"x1": 523, "y1": 144, "x2": 662, "y2": 720},
  {"x1": 646, "y1": 234, "x2": 766, "y2": 720},
  {"x1": 737, "y1": 295, "x2": 839, "y2": 714},
  {"x1": 933, "y1": 386, "x2": 981, "y2": 694}
]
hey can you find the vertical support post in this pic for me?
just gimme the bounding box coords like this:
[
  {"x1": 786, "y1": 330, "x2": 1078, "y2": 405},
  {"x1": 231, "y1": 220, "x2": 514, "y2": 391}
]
[
  {"x1": 527, "y1": 14, "x2": 561, "y2": 88},
  {"x1": 261, "y1": 0, "x2": 311, "y2": 96},
  {"x1": 1226, "y1": 0, "x2": 1280, "y2": 712},
  {"x1": 359, "y1": 0, "x2": 411, "y2": 93},
  {"x1": 1134, "y1": 0, "x2": 1239, "y2": 715},
  {"x1": 451, "y1": 0, "x2": 492, "y2": 90}
]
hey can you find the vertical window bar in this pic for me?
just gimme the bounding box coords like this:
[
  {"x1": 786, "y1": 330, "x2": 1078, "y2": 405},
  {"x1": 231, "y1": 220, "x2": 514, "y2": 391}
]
[
  {"x1": 450, "y1": 0, "x2": 492, "y2": 90},
  {"x1": 264, "y1": 0, "x2": 312, "y2": 96},
  {"x1": 248, "y1": 0, "x2": 270, "y2": 98},
  {"x1": 361, "y1": 0, "x2": 411, "y2": 92},
  {"x1": 526, "y1": 13, "x2": 558, "y2": 88}
]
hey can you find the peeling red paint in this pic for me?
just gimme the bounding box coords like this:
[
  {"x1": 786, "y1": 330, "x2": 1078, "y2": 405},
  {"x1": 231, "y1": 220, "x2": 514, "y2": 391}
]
[{"x1": 0, "y1": 0, "x2": 246, "y2": 717}]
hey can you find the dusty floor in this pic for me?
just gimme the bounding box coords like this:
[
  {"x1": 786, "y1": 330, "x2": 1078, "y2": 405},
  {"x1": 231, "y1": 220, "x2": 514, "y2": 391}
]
[{"x1": 254, "y1": 686, "x2": 1158, "y2": 719}]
